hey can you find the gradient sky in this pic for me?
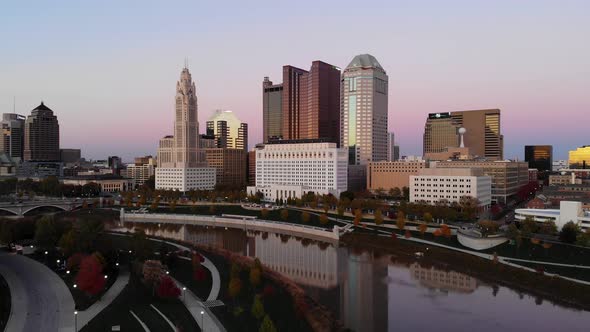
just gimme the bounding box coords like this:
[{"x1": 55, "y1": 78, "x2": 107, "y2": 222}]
[{"x1": 1, "y1": 0, "x2": 588, "y2": 161}]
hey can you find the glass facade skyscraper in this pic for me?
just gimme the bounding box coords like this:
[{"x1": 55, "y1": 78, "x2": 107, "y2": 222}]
[{"x1": 525, "y1": 145, "x2": 553, "y2": 172}]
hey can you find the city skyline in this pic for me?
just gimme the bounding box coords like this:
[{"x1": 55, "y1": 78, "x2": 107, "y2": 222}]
[{"x1": 1, "y1": 1, "x2": 588, "y2": 161}]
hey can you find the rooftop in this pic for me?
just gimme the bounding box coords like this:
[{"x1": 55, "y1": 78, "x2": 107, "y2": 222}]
[{"x1": 345, "y1": 54, "x2": 384, "y2": 71}]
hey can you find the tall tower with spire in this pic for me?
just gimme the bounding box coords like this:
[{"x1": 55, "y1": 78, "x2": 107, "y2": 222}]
[{"x1": 156, "y1": 66, "x2": 215, "y2": 191}]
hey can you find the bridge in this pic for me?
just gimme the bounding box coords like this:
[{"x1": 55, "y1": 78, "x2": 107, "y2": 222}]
[{"x1": 0, "y1": 199, "x2": 87, "y2": 216}]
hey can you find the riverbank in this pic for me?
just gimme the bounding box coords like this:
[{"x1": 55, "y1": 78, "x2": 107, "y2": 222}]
[
  {"x1": 342, "y1": 232, "x2": 590, "y2": 311},
  {"x1": 0, "y1": 272, "x2": 9, "y2": 331}
]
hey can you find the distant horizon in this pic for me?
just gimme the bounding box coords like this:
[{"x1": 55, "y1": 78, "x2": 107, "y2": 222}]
[{"x1": 1, "y1": 1, "x2": 588, "y2": 161}]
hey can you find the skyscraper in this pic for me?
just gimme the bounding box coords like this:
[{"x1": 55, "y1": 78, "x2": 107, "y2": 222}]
[
  {"x1": 387, "y1": 132, "x2": 399, "y2": 161},
  {"x1": 206, "y1": 110, "x2": 248, "y2": 151},
  {"x1": 24, "y1": 102, "x2": 60, "y2": 161},
  {"x1": 450, "y1": 109, "x2": 503, "y2": 160},
  {"x1": 341, "y1": 54, "x2": 388, "y2": 165},
  {"x1": 156, "y1": 66, "x2": 215, "y2": 191},
  {"x1": 1, "y1": 113, "x2": 25, "y2": 160},
  {"x1": 266, "y1": 61, "x2": 340, "y2": 144},
  {"x1": 569, "y1": 146, "x2": 590, "y2": 169},
  {"x1": 262, "y1": 77, "x2": 283, "y2": 143},
  {"x1": 525, "y1": 145, "x2": 553, "y2": 172},
  {"x1": 423, "y1": 112, "x2": 460, "y2": 155}
]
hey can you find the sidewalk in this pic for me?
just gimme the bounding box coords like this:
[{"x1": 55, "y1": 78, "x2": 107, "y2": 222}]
[
  {"x1": 76, "y1": 270, "x2": 131, "y2": 329},
  {"x1": 172, "y1": 277, "x2": 226, "y2": 332},
  {"x1": 0, "y1": 258, "x2": 27, "y2": 332}
]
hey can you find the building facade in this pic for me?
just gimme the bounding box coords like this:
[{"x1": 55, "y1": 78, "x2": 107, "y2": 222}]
[
  {"x1": 449, "y1": 109, "x2": 503, "y2": 160},
  {"x1": 1, "y1": 113, "x2": 25, "y2": 161},
  {"x1": 62, "y1": 176, "x2": 134, "y2": 193},
  {"x1": 247, "y1": 149, "x2": 256, "y2": 186},
  {"x1": 387, "y1": 132, "x2": 399, "y2": 161},
  {"x1": 204, "y1": 148, "x2": 247, "y2": 189},
  {"x1": 247, "y1": 141, "x2": 347, "y2": 201},
  {"x1": 262, "y1": 77, "x2": 283, "y2": 143},
  {"x1": 341, "y1": 54, "x2": 388, "y2": 165},
  {"x1": 60, "y1": 149, "x2": 81, "y2": 166},
  {"x1": 276, "y1": 61, "x2": 340, "y2": 144},
  {"x1": 435, "y1": 160, "x2": 528, "y2": 204},
  {"x1": 423, "y1": 113, "x2": 459, "y2": 155},
  {"x1": 155, "y1": 67, "x2": 216, "y2": 191},
  {"x1": 24, "y1": 102, "x2": 60, "y2": 161},
  {"x1": 525, "y1": 145, "x2": 553, "y2": 172},
  {"x1": 206, "y1": 110, "x2": 248, "y2": 151},
  {"x1": 126, "y1": 156, "x2": 156, "y2": 188},
  {"x1": 569, "y1": 146, "x2": 590, "y2": 169},
  {"x1": 367, "y1": 160, "x2": 427, "y2": 191},
  {"x1": 410, "y1": 168, "x2": 492, "y2": 208},
  {"x1": 515, "y1": 201, "x2": 590, "y2": 232}
]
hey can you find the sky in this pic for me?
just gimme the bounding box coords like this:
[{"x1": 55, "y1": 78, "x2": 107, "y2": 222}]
[{"x1": 1, "y1": 0, "x2": 588, "y2": 161}]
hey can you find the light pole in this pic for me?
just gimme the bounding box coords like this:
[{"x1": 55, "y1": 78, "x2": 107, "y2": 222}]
[
  {"x1": 200, "y1": 310, "x2": 205, "y2": 331},
  {"x1": 182, "y1": 287, "x2": 186, "y2": 303},
  {"x1": 74, "y1": 311, "x2": 78, "y2": 331}
]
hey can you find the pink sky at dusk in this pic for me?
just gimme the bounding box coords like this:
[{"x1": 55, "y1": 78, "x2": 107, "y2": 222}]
[{"x1": 1, "y1": 1, "x2": 588, "y2": 161}]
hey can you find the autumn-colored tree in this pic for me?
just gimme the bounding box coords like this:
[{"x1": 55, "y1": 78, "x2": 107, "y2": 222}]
[
  {"x1": 477, "y1": 220, "x2": 499, "y2": 236},
  {"x1": 280, "y1": 209, "x2": 289, "y2": 222},
  {"x1": 192, "y1": 252, "x2": 206, "y2": 281},
  {"x1": 396, "y1": 211, "x2": 406, "y2": 233},
  {"x1": 423, "y1": 212, "x2": 433, "y2": 223},
  {"x1": 170, "y1": 200, "x2": 177, "y2": 212},
  {"x1": 354, "y1": 209, "x2": 362, "y2": 226},
  {"x1": 259, "y1": 315, "x2": 278, "y2": 332},
  {"x1": 228, "y1": 277, "x2": 242, "y2": 298},
  {"x1": 404, "y1": 230, "x2": 411, "y2": 238},
  {"x1": 336, "y1": 206, "x2": 345, "y2": 217},
  {"x1": 250, "y1": 259, "x2": 263, "y2": 287},
  {"x1": 433, "y1": 229, "x2": 442, "y2": 237},
  {"x1": 390, "y1": 232, "x2": 397, "y2": 240},
  {"x1": 319, "y1": 214, "x2": 329, "y2": 225},
  {"x1": 156, "y1": 275, "x2": 180, "y2": 298},
  {"x1": 76, "y1": 255, "x2": 106, "y2": 296},
  {"x1": 260, "y1": 208, "x2": 269, "y2": 219},
  {"x1": 530, "y1": 237, "x2": 541, "y2": 245},
  {"x1": 542, "y1": 242, "x2": 553, "y2": 249},
  {"x1": 262, "y1": 284, "x2": 275, "y2": 298},
  {"x1": 440, "y1": 224, "x2": 452, "y2": 238},
  {"x1": 301, "y1": 211, "x2": 310, "y2": 223},
  {"x1": 143, "y1": 260, "x2": 164, "y2": 288},
  {"x1": 252, "y1": 295, "x2": 265, "y2": 320},
  {"x1": 540, "y1": 221, "x2": 558, "y2": 235},
  {"x1": 418, "y1": 223, "x2": 428, "y2": 237},
  {"x1": 374, "y1": 210, "x2": 384, "y2": 225}
]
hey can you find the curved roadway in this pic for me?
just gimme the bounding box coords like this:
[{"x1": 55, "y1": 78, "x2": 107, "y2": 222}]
[{"x1": 0, "y1": 252, "x2": 75, "y2": 332}]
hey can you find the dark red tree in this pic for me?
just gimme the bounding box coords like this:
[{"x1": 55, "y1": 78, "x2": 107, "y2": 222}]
[
  {"x1": 76, "y1": 255, "x2": 106, "y2": 295},
  {"x1": 157, "y1": 275, "x2": 181, "y2": 298}
]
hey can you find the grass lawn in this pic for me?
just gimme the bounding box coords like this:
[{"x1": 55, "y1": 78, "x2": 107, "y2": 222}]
[
  {"x1": 506, "y1": 260, "x2": 590, "y2": 282},
  {"x1": 480, "y1": 240, "x2": 590, "y2": 266},
  {"x1": 80, "y1": 273, "x2": 200, "y2": 332},
  {"x1": 0, "y1": 274, "x2": 10, "y2": 332}
]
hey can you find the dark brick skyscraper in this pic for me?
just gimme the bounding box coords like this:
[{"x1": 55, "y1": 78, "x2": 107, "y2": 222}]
[
  {"x1": 24, "y1": 102, "x2": 60, "y2": 161},
  {"x1": 278, "y1": 61, "x2": 340, "y2": 144}
]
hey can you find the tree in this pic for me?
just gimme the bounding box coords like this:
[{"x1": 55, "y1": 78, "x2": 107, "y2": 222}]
[
  {"x1": 477, "y1": 220, "x2": 499, "y2": 237},
  {"x1": 260, "y1": 209, "x2": 269, "y2": 219},
  {"x1": 132, "y1": 229, "x2": 152, "y2": 261},
  {"x1": 440, "y1": 224, "x2": 452, "y2": 238},
  {"x1": 252, "y1": 295, "x2": 265, "y2": 320},
  {"x1": 505, "y1": 224, "x2": 521, "y2": 244},
  {"x1": 559, "y1": 221, "x2": 580, "y2": 244},
  {"x1": 78, "y1": 219, "x2": 104, "y2": 252},
  {"x1": 280, "y1": 209, "x2": 289, "y2": 222},
  {"x1": 540, "y1": 221, "x2": 558, "y2": 235},
  {"x1": 249, "y1": 260, "x2": 262, "y2": 287},
  {"x1": 418, "y1": 223, "x2": 428, "y2": 237},
  {"x1": 375, "y1": 187, "x2": 385, "y2": 198},
  {"x1": 423, "y1": 212, "x2": 433, "y2": 224},
  {"x1": 319, "y1": 214, "x2": 329, "y2": 225},
  {"x1": 389, "y1": 187, "x2": 401, "y2": 199},
  {"x1": 35, "y1": 216, "x2": 57, "y2": 249},
  {"x1": 59, "y1": 229, "x2": 78, "y2": 256},
  {"x1": 0, "y1": 221, "x2": 14, "y2": 245},
  {"x1": 169, "y1": 200, "x2": 177, "y2": 212},
  {"x1": 301, "y1": 211, "x2": 310, "y2": 223},
  {"x1": 259, "y1": 315, "x2": 278, "y2": 332},
  {"x1": 336, "y1": 206, "x2": 345, "y2": 218},
  {"x1": 374, "y1": 210, "x2": 384, "y2": 225},
  {"x1": 156, "y1": 275, "x2": 180, "y2": 298},
  {"x1": 402, "y1": 187, "x2": 410, "y2": 200},
  {"x1": 520, "y1": 217, "x2": 538, "y2": 237},
  {"x1": 76, "y1": 255, "x2": 106, "y2": 296},
  {"x1": 209, "y1": 205, "x2": 217, "y2": 215},
  {"x1": 353, "y1": 209, "x2": 362, "y2": 226},
  {"x1": 396, "y1": 211, "x2": 406, "y2": 232},
  {"x1": 228, "y1": 277, "x2": 242, "y2": 299}
]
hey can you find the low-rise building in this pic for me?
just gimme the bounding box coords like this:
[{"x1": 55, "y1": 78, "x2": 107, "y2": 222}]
[
  {"x1": 515, "y1": 201, "x2": 590, "y2": 231},
  {"x1": 367, "y1": 160, "x2": 427, "y2": 191},
  {"x1": 549, "y1": 173, "x2": 579, "y2": 186},
  {"x1": 247, "y1": 141, "x2": 347, "y2": 201},
  {"x1": 410, "y1": 168, "x2": 492, "y2": 208},
  {"x1": 61, "y1": 175, "x2": 134, "y2": 193},
  {"x1": 435, "y1": 160, "x2": 529, "y2": 204}
]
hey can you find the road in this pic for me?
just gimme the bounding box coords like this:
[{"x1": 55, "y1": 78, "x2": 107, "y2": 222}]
[{"x1": 0, "y1": 252, "x2": 75, "y2": 332}]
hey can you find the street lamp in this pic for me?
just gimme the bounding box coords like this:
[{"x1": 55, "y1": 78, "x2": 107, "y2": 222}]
[
  {"x1": 74, "y1": 311, "x2": 78, "y2": 332},
  {"x1": 200, "y1": 310, "x2": 204, "y2": 330},
  {"x1": 73, "y1": 284, "x2": 77, "y2": 288},
  {"x1": 182, "y1": 287, "x2": 186, "y2": 302},
  {"x1": 66, "y1": 270, "x2": 70, "y2": 274}
]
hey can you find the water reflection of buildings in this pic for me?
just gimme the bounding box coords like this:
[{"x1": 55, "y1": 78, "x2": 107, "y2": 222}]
[{"x1": 409, "y1": 262, "x2": 478, "y2": 293}]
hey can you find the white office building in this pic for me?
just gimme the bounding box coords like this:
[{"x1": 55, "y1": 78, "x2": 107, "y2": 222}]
[
  {"x1": 247, "y1": 142, "x2": 347, "y2": 201},
  {"x1": 410, "y1": 168, "x2": 492, "y2": 208},
  {"x1": 125, "y1": 158, "x2": 156, "y2": 188},
  {"x1": 515, "y1": 201, "x2": 590, "y2": 231}
]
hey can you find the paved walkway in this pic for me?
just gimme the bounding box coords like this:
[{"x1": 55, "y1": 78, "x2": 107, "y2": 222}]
[
  {"x1": 172, "y1": 277, "x2": 226, "y2": 332},
  {"x1": 0, "y1": 252, "x2": 75, "y2": 332},
  {"x1": 76, "y1": 270, "x2": 130, "y2": 329}
]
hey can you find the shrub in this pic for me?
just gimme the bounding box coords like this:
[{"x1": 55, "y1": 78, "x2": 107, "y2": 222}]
[{"x1": 157, "y1": 275, "x2": 180, "y2": 298}]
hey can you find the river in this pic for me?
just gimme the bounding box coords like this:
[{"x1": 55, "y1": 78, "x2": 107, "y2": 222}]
[{"x1": 131, "y1": 223, "x2": 590, "y2": 332}]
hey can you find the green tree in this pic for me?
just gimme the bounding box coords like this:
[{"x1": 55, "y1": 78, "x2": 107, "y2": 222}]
[
  {"x1": 280, "y1": 209, "x2": 289, "y2": 222},
  {"x1": 388, "y1": 187, "x2": 401, "y2": 199},
  {"x1": 78, "y1": 219, "x2": 104, "y2": 252},
  {"x1": 132, "y1": 229, "x2": 152, "y2": 261},
  {"x1": 520, "y1": 216, "x2": 538, "y2": 237},
  {"x1": 336, "y1": 206, "x2": 345, "y2": 218},
  {"x1": 301, "y1": 211, "x2": 310, "y2": 223},
  {"x1": 477, "y1": 220, "x2": 499, "y2": 237},
  {"x1": 35, "y1": 216, "x2": 58, "y2": 249},
  {"x1": 259, "y1": 315, "x2": 278, "y2": 332},
  {"x1": 260, "y1": 208, "x2": 269, "y2": 219},
  {"x1": 58, "y1": 229, "x2": 78, "y2": 256},
  {"x1": 251, "y1": 295, "x2": 265, "y2": 320},
  {"x1": 559, "y1": 221, "x2": 580, "y2": 244},
  {"x1": 374, "y1": 210, "x2": 384, "y2": 225},
  {"x1": 540, "y1": 220, "x2": 558, "y2": 235},
  {"x1": 423, "y1": 212, "x2": 433, "y2": 223},
  {"x1": 402, "y1": 186, "x2": 410, "y2": 200}
]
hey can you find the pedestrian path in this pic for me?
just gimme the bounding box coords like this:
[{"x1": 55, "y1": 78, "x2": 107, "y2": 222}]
[
  {"x1": 172, "y1": 277, "x2": 226, "y2": 332},
  {"x1": 76, "y1": 270, "x2": 130, "y2": 329},
  {"x1": 0, "y1": 257, "x2": 27, "y2": 332}
]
